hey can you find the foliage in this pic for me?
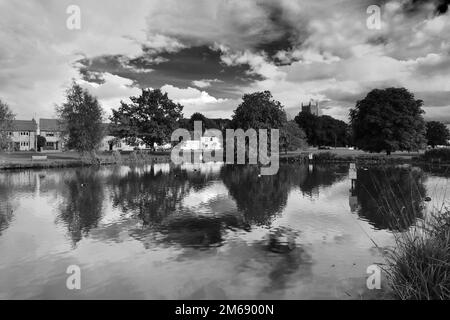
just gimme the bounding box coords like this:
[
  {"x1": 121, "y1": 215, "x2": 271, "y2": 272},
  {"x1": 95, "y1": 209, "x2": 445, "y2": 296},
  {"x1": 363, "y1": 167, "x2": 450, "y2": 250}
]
[
  {"x1": 386, "y1": 210, "x2": 450, "y2": 299},
  {"x1": 0, "y1": 99, "x2": 15, "y2": 151},
  {"x1": 179, "y1": 113, "x2": 220, "y2": 132},
  {"x1": 56, "y1": 82, "x2": 105, "y2": 155},
  {"x1": 350, "y1": 87, "x2": 427, "y2": 155},
  {"x1": 426, "y1": 121, "x2": 450, "y2": 147},
  {"x1": 420, "y1": 148, "x2": 450, "y2": 162},
  {"x1": 294, "y1": 112, "x2": 349, "y2": 147},
  {"x1": 280, "y1": 121, "x2": 308, "y2": 153},
  {"x1": 37, "y1": 135, "x2": 46, "y2": 151},
  {"x1": 231, "y1": 91, "x2": 287, "y2": 130},
  {"x1": 354, "y1": 166, "x2": 426, "y2": 231},
  {"x1": 110, "y1": 89, "x2": 183, "y2": 149}
]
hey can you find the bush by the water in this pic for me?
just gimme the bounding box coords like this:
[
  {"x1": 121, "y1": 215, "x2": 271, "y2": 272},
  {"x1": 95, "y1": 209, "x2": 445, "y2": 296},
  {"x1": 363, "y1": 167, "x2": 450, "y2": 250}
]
[
  {"x1": 386, "y1": 209, "x2": 450, "y2": 299},
  {"x1": 420, "y1": 148, "x2": 450, "y2": 162}
]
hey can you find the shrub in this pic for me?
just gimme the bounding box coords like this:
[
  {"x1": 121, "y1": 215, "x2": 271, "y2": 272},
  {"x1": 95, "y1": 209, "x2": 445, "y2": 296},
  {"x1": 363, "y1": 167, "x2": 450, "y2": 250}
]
[
  {"x1": 386, "y1": 209, "x2": 450, "y2": 299},
  {"x1": 420, "y1": 148, "x2": 450, "y2": 162},
  {"x1": 313, "y1": 152, "x2": 337, "y2": 162}
]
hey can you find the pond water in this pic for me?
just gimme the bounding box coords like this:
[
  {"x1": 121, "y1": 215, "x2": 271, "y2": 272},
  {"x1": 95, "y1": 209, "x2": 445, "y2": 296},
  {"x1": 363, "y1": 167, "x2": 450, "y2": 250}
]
[{"x1": 0, "y1": 163, "x2": 448, "y2": 299}]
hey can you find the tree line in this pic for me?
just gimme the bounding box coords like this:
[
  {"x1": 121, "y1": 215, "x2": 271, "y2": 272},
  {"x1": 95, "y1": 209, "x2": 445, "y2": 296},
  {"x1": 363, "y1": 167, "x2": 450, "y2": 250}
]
[{"x1": 1, "y1": 83, "x2": 449, "y2": 156}]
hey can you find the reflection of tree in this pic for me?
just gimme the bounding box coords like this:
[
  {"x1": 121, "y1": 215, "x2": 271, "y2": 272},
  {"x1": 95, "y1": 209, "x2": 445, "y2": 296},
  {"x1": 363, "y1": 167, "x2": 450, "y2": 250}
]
[
  {"x1": 221, "y1": 165, "x2": 296, "y2": 225},
  {"x1": 297, "y1": 164, "x2": 348, "y2": 197},
  {"x1": 57, "y1": 169, "x2": 104, "y2": 244},
  {"x1": 109, "y1": 167, "x2": 190, "y2": 225},
  {"x1": 354, "y1": 167, "x2": 426, "y2": 231},
  {"x1": 0, "y1": 178, "x2": 12, "y2": 234},
  {"x1": 417, "y1": 164, "x2": 450, "y2": 178},
  {"x1": 0, "y1": 172, "x2": 37, "y2": 235},
  {"x1": 131, "y1": 212, "x2": 245, "y2": 249},
  {"x1": 0, "y1": 197, "x2": 13, "y2": 236},
  {"x1": 109, "y1": 164, "x2": 246, "y2": 249}
]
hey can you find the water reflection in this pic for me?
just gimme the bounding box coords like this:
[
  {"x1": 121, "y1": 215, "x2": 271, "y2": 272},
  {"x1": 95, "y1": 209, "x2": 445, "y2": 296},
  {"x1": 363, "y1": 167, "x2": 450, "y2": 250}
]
[
  {"x1": 109, "y1": 165, "x2": 190, "y2": 226},
  {"x1": 221, "y1": 165, "x2": 296, "y2": 225},
  {"x1": 0, "y1": 162, "x2": 446, "y2": 299},
  {"x1": 56, "y1": 169, "x2": 105, "y2": 245},
  {"x1": 352, "y1": 166, "x2": 426, "y2": 231},
  {"x1": 297, "y1": 164, "x2": 348, "y2": 197}
]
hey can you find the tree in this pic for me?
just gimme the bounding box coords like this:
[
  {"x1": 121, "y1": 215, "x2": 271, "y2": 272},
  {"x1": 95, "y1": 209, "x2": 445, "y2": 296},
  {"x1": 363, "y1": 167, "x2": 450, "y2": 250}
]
[
  {"x1": 56, "y1": 82, "x2": 105, "y2": 156},
  {"x1": 350, "y1": 87, "x2": 427, "y2": 155},
  {"x1": 426, "y1": 121, "x2": 450, "y2": 148},
  {"x1": 37, "y1": 135, "x2": 46, "y2": 152},
  {"x1": 190, "y1": 113, "x2": 219, "y2": 130},
  {"x1": 280, "y1": 121, "x2": 308, "y2": 153},
  {"x1": 231, "y1": 91, "x2": 287, "y2": 130},
  {"x1": 179, "y1": 113, "x2": 219, "y2": 132},
  {"x1": 295, "y1": 112, "x2": 349, "y2": 147},
  {"x1": 0, "y1": 99, "x2": 15, "y2": 151},
  {"x1": 294, "y1": 112, "x2": 321, "y2": 146},
  {"x1": 110, "y1": 89, "x2": 183, "y2": 149}
]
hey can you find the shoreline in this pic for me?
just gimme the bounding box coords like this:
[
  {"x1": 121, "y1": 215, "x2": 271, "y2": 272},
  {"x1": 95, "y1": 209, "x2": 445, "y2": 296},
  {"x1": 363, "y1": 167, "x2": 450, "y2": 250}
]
[
  {"x1": 0, "y1": 152, "x2": 172, "y2": 171},
  {"x1": 1, "y1": 148, "x2": 449, "y2": 171}
]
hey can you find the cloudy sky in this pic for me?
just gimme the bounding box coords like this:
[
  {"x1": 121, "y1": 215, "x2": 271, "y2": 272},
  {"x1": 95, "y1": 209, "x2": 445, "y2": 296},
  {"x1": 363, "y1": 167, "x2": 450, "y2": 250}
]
[{"x1": 0, "y1": 0, "x2": 449, "y2": 122}]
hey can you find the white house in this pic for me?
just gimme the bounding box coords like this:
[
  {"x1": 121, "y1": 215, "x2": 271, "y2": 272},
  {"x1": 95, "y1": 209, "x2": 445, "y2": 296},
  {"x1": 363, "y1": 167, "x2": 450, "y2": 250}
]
[
  {"x1": 39, "y1": 118, "x2": 64, "y2": 151},
  {"x1": 99, "y1": 135, "x2": 148, "y2": 152},
  {"x1": 180, "y1": 133, "x2": 222, "y2": 151},
  {"x1": 3, "y1": 119, "x2": 38, "y2": 151}
]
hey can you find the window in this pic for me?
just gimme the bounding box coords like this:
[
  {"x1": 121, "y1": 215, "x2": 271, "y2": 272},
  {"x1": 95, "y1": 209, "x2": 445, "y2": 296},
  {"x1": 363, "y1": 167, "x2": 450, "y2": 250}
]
[
  {"x1": 46, "y1": 132, "x2": 55, "y2": 137},
  {"x1": 20, "y1": 131, "x2": 29, "y2": 136}
]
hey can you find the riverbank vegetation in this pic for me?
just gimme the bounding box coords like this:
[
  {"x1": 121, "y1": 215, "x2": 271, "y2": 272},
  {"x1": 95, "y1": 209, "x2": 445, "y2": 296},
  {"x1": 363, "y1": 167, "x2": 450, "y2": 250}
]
[
  {"x1": 386, "y1": 209, "x2": 450, "y2": 299},
  {"x1": 418, "y1": 148, "x2": 450, "y2": 163}
]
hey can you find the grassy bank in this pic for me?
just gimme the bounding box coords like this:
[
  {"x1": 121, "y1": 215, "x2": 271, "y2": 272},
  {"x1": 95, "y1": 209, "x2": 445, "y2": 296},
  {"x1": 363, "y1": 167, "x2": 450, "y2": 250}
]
[
  {"x1": 280, "y1": 150, "x2": 420, "y2": 164},
  {"x1": 386, "y1": 209, "x2": 450, "y2": 299},
  {"x1": 0, "y1": 151, "x2": 171, "y2": 171}
]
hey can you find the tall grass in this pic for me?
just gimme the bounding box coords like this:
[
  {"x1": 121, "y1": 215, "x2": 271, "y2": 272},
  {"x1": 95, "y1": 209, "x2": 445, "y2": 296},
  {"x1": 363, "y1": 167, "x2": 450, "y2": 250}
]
[
  {"x1": 359, "y1": 166, "x2": 449, "y2": 299},
  {"x1": 385, "y1": 209, "x2": 450, "y2": 299}
]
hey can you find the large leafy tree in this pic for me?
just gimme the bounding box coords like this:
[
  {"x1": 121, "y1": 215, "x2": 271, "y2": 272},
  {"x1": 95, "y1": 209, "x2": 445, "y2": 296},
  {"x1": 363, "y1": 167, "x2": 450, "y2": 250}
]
[
  {"x1": 110, "y1": 89, "x2": 183, "y2": 149},
  {"x1": 294, "y1": 112, "x2": 321, "y2": 146},
  {"x1": 56, "y1": 82, "x2": 105, "y2": 155},
  {"x1": 179, "y1": 112, "x2": 219, "y2": 132},
  {"x1": 350, "y1": 87, "x2": 427, "y2": 155},
  {"x1": 231, "y1": 91, "x2": 287, "y2": 130},
  {"x1": 280, "y1": 121, "x2": 308, "y2": 153},
  {"x1": 0, "y1": 99, "x2": 15, "y2": 151},
  {"x1": 294, "y1": 112, "x2": 349, "y2": 147},
  {"x1": 426, "y1": 121, "x2": 450, "y2": 148}
]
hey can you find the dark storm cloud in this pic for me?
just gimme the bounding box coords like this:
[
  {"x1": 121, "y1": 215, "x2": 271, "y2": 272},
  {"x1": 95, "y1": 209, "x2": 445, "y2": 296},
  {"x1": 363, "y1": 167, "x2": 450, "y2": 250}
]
[
  {"x1": 403, "y1": 0, "x2": 450, "y2": 15},
  {"x1": 77, "y1": 46, "x2": 261, "y2": 99},
  {"x1": 252, "y1": 2, "x2": 302, "y2": 64}
]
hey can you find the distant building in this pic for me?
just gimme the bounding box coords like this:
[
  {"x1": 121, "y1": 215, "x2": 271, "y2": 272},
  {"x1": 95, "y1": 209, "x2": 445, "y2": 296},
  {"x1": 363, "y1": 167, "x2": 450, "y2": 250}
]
[
  {"x1": 99, "y1": 123, "x2": 151, "y2": 152},
  {"x1": 39, "y1": 118, "x2": 64, "y2": 151},
  {"x1": 3, "y1": 119, "x2": 38, "y2": 151},
  {"x1": 180, "y1": 132, "x2": 222, "y2": 151},
  {"x1": 301, "y1": 99, "x2": 320, "y2": 116}
]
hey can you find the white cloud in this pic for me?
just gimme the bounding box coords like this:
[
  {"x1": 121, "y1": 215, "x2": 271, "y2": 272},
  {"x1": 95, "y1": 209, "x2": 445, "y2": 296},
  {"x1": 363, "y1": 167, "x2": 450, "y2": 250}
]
[
  {"x1": 78, "y1": 73, "x2": 141, "y2": 116},
  {"x1": 192, "y1": 79, "x2": 222, "y2": 88},
  {"x1": 161, "y1": 84, "x2": 235, "y2": 118},
  {"x1": 1, "y1": 0, "x2": 449, "y2": 121}
]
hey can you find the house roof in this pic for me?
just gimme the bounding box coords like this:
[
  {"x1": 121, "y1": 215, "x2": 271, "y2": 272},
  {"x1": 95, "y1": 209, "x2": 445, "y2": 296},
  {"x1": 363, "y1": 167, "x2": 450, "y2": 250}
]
[
  {"x1": 6, "y1": 119, "x2": 38, "y2": 131},
  {"x1": 39, "y1": 118, "x2": 63, "y2": 131}
]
